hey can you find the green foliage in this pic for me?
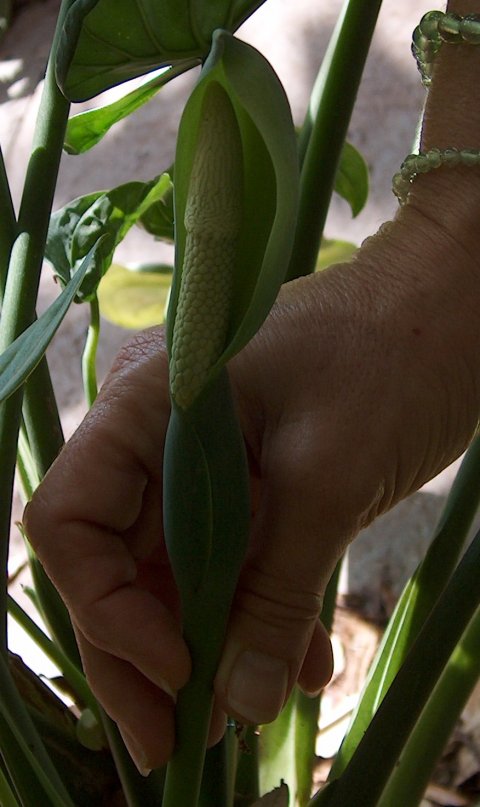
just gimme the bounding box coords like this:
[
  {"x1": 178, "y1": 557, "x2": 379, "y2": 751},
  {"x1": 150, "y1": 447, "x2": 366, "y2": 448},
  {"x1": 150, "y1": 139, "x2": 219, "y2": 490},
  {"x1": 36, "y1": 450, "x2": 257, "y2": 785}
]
[
  {"x1": 64, "y1": 63, "x2": 198, "y2": 154},
  {"x1": 45, "y1": 173, "x2": 172, "y2": 301},
  {"x1": 1, "y1": 0, "x2": 478, "y2": 806},
  {"x1": 56, "y1": 0, "x2": 267, "y2": 101},
  {"x1": 334, "y1": 141, "x2": 369, "y2": 217},
  {"x1": 0, "y1": 239, "x2": 106, "y2": 405}
]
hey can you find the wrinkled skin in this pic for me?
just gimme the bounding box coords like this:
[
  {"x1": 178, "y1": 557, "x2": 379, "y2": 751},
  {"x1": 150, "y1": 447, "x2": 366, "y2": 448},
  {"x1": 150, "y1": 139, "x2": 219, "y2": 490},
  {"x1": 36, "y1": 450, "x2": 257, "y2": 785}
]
[{"x1": 24, "y1": 0, "x2": 480, "y2": 773}]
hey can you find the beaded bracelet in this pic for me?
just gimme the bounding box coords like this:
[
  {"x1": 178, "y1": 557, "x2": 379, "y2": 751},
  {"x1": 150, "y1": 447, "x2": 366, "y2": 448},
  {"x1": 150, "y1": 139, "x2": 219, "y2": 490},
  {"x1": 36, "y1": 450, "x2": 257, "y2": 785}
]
[
  {"x1": 413, "y1": 10, "x2": 480, "y2": 87},
  {"x1": 393, "y1": 147, "x2": 480, "y2": 205},
  {"x1": 392, "y1": 11, "x2": 480, "y2": 205}
]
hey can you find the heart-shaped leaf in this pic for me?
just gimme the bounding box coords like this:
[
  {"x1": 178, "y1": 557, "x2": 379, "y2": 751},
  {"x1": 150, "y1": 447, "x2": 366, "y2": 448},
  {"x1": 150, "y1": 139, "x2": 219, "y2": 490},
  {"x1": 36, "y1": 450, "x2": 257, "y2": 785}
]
[
  {"x1": 46, "y1": 173, "x2": 172, "y2": 301},
  {"x1": 56, "y1": 0, "x2": 267, "y2": 102}
]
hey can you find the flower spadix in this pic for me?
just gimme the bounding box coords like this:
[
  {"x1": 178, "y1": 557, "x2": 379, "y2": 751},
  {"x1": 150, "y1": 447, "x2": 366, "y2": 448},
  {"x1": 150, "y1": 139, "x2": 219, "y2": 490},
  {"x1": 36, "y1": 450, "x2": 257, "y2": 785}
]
[
  {"x1": 170, "y1": 82, "x2": 243, "y2": 410},
  {"x1": 167, "y1": 30, "x2": 299, "y2": 412}
]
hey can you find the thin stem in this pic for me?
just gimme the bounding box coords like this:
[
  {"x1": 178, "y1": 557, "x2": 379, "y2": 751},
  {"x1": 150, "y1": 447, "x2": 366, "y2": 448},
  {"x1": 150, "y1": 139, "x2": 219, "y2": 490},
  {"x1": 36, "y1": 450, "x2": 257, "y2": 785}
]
[
  {"x1": 7, "y1": 594, "x2": 99, "y2": 718},
  {"x1": 199, "y1": 737, "x2": 232, "y2": 807},
  {"x1": 330, "y1": 432, "x2": 480, "y2": 779},
  {"x1": 377, "y1": 607, "x2": 480, "y2": 807},
  {"x1": 0, "y1": 764, "x2": 20, "y2": 807},
  {"x1": 234, "y1": 726, "x2": 259, "y2": 805},
  {"x1": 0, "y1": 0, "x2": 75, "y2": 655},
  {"x1": 295, "y1": 561, "x2": 343, "y2": 806},
  {"x1": 101, "y1": 715, "x2": 167, "y2": 807},
  {"x1": 82, "y1": 294, "x2": 100, "y2": 407},
  {"x1": 287, "y1": 0, "x2": 383, "y2": 281},
  {"x1": 0, "y1": 652, "x2": 75, "y2": 806},
  {"x1": 22, "y1": 360, "x2": 64, "y2": 479},
  {"x1": 0, "y1": 146, "x2": 16, "y2": 292},
  {"x1": 309, "y1": 528, "x2": 480, "y2": 807},
  {"x1": 162, "y1": 667, "x2": 214, "y2": 806}
]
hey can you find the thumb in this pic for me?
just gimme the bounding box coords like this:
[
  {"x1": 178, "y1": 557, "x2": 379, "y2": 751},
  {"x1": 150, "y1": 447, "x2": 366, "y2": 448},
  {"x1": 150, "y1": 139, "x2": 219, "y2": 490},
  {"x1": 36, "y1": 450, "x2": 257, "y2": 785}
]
[{"x1": 214, "y1": 426, "x2": 339, "y2": 725}]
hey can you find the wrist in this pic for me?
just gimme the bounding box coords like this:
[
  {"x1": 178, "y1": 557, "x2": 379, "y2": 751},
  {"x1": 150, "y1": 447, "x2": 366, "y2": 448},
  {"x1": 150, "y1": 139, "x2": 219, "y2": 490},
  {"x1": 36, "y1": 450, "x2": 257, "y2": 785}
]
[{"x1": 403, "y1": 4, "x2": 480, "y2": 267}]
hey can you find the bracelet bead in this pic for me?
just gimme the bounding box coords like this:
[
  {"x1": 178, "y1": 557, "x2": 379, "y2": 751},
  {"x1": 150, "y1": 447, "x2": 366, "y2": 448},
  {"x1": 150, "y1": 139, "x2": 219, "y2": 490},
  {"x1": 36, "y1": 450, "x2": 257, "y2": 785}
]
[
  {"x1": 460, "y1": 15, "x2": 480, "y2": 44},
  {"x1": 418, "y1": 10, "x2": 443, "y2": 38},
  {"x1": 412, "y1": 11, "x2": 480, "y2": 85},
  {"x1": 393, "y1": 13, "x2": 480, "y2": 204},
  {"x1": 392, "y1": 148, "x2": 480, "y2": 205},
  {"x1": 438, "y1": 12, "x2": 462, "y2": 43}
]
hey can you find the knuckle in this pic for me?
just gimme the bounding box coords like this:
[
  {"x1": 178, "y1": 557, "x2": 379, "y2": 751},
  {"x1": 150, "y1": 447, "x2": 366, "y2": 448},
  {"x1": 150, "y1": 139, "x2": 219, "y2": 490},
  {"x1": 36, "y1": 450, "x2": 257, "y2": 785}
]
[{"x1": 236, "y1": 564, "x2": 322, "y2": 635}]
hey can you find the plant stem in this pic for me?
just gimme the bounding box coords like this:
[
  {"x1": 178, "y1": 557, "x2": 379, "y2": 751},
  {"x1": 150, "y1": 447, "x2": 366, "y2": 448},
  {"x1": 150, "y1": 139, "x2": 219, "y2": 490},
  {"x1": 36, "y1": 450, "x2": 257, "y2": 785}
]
[
  {"x1": 101, "y1": 715, "x2": 167, "y2": 807},
  {"x1": 294, "y1": 560, "x2": 343, "y2": 806},
  {"x1": 0, "y1": 764, "x2": 20, "y2": 807},
  {"x1": 7, "y1": 593, "x2": 99, "y2": 717},
  {"x1": 82, "y1": 294, "x2": 100, "y2": 407},
  {"x1": 234, "y1": 726, "x2": 260, "y2": 805},
  {"x1": 22, "y1": 360, "x2": 64, "y2": 478},
  {"x1": 377, "y1": 606, "x2": 480, "y2": 807},
  {"x1": 287, "y1": 0, "x2": 383, "y2": 281},
  {"x1": 330, "y1": 432, "x2": 480, "y2": 779},
  {"x1": 162, "y1": 662, "x2": 215, "y2": 806},
  {"x1": 199, "y1": 736, "x2": 232, "y2": 807},
  {"x1": 0, "y1": 651, "x2": 75, "y2": 806},
  {"x1": 309, "y1": 527, "x2": 480, "y2": 807},
  {"x1": 0, "y1": 0, "x2": 74, "y2": 655},
  {"x1": 0, "y1": 147, "x2": 16, "y2": 290}
]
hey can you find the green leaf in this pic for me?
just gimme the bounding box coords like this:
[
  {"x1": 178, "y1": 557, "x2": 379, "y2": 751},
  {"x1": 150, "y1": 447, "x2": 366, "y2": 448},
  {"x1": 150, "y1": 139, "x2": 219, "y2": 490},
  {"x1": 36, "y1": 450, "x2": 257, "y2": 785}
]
[
  {"x1": 0, "y1": 239, "x2": 106, "y2": 405},
  {"x1": 45, "y1": 173, "x2": 172, "y2": 301},
  {"x1": 310, "y1": 526, "x2": 480, "y2": 807},
  {"x1": 64, "y1": 63, "x2": 197, "y2": 154},
  {"x1": 376, "y1": 606, "x2": 480, "y2": 807},
  {"x1": 334, "y1": 141, "x2": 368, "y2": 217},
  {"x1": 56, "y1": 0, "x2": 266, "y2": 102},
  {"x1": 136, "y1": 181, "x2": 174, "y2": 242},
  {"x1": 316, "y1": 237, "x2": 357, "y2": 271},
  {"x1": 97, "y1": 263, "x2": 172, "y2": 329},
  {"x1": 0, "y1": 764, "x2": 20, "y2": 807},
  {"x1": 168, "y1": 30, "x2": 299, "y2": 409}
]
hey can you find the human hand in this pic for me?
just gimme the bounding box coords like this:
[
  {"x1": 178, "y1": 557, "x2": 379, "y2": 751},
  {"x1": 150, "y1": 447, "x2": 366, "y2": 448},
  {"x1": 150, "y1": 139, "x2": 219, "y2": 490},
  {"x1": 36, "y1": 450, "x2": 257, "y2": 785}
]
[{"x1": 23, "y1": 198, "x2": 480, "y2": 774}]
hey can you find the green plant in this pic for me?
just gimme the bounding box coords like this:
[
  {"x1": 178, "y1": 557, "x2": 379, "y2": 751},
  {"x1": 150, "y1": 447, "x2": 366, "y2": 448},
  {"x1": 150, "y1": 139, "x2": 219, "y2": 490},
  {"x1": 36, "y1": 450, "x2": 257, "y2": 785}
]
[{"x1": 0, "y1": 1, "x2": 479, "y2": 806}]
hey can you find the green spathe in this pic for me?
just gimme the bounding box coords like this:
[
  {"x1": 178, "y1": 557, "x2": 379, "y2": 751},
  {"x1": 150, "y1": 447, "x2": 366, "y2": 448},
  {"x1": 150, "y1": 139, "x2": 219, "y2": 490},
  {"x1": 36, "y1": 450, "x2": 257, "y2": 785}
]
[{"x1": 168, "y1": 30, "x2": 299, "y2": 407}]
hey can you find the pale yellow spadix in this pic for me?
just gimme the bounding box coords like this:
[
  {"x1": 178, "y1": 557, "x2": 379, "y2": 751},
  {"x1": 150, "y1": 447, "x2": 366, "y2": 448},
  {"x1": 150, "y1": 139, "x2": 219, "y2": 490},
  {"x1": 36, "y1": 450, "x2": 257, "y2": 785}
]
[{"x1": 170, "y1": 82, "x2": 243, "y2": 410}]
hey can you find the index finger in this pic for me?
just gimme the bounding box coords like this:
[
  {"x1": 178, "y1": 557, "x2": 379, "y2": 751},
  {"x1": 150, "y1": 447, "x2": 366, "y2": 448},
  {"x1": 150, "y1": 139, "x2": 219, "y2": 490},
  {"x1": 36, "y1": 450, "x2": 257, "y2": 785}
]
[{"x1": 24, "y1": 328, "x2": 191, "y2": 694}]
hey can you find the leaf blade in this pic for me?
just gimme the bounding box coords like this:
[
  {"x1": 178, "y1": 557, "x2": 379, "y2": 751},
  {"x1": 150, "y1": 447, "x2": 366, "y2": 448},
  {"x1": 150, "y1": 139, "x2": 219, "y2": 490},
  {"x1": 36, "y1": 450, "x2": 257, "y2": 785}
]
[
  {"x1": 0, "y1": 238, "x2": 106, "y2": 404},
  {"x1": 64, "y1": 62, "x2": 197, "y2": 154}
]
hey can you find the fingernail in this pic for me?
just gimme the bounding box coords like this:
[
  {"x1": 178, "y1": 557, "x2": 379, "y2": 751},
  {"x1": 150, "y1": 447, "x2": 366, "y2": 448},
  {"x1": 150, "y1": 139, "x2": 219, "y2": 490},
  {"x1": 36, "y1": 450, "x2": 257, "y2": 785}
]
[
  {"x1": 226, "y1": 650, "x2": 289, "y2": 724},
  {"x1": 119, "y1": 728, "x2": 152, "y2": 777}
]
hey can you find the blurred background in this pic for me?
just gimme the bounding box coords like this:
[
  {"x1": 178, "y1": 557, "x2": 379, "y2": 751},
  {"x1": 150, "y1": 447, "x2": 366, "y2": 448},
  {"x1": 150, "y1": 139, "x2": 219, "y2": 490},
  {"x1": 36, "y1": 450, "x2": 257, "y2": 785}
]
[{"x1": 2, "y1": 3, "x2": 479, "y2": 804}]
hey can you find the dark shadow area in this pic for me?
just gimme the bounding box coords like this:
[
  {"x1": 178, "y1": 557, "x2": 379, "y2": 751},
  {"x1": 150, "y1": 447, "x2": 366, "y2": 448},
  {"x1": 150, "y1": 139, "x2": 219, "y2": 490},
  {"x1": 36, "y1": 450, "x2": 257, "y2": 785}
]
[{"x1": 345, "y1": 487, "x2": 480, "y2": 623}]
